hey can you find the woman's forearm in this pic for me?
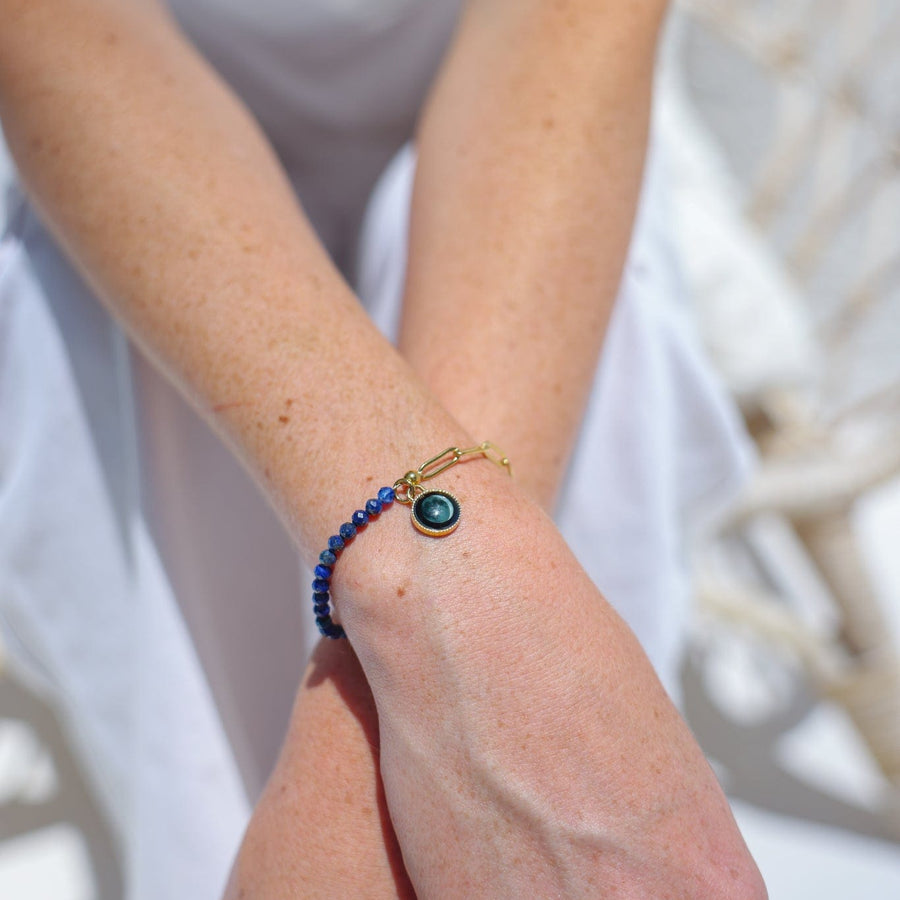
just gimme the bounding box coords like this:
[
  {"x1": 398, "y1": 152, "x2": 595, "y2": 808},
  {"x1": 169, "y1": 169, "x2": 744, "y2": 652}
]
[
  {"x1": 401, "y1": 0, "x2": 668, "y2": 508},
  {"x1": 0, "y1": 0, "x2": 473, "y2": 562},
  {"x1": 224, "y1": 641, "x2": 415, "y2": 900}
]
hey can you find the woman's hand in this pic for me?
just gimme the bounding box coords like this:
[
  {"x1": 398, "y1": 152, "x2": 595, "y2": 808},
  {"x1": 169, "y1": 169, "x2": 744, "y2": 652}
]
[
  {"x1": 327, "y1": 460, "x2": 763, "y2": 898},
  {"x1": 230, "y1": 460, "x2": 764, "y2": 899}
]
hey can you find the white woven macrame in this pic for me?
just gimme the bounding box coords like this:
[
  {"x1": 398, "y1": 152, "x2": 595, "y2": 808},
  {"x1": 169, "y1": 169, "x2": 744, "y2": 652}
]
[{"x1": 669, "y1": 0, "x2": 900, "y2": 841}]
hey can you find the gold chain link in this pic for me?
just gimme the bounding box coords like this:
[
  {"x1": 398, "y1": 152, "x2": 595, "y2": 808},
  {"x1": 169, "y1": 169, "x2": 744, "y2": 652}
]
[{"x1": 392, "y1": 441, "x2": 511, "y2": 505}]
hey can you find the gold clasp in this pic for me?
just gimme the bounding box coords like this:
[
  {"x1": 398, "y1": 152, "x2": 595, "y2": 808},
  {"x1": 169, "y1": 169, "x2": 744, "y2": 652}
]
[{"x1": 470, "y1": 441, "x2": 512, "y2": 477}]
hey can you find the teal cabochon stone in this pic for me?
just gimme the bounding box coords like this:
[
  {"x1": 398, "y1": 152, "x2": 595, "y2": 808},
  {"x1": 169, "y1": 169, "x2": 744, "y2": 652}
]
[{"x1": 412, "y1": 490, "x2": 460, "y2": 534}]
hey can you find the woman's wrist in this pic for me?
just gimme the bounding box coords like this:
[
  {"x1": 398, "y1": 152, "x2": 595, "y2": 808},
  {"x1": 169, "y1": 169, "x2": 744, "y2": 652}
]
[{"x1": 324, "y1": 450, "x2": 533, "y2": 662}]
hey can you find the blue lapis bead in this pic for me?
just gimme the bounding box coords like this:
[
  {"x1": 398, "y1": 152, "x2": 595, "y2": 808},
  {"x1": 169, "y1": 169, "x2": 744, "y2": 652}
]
[
  {"x1": 311, "y1": 486, "x2": 398, "y2": 642},
  {"x1": 316, "y1": 617, "x2": 345, "y2": 640}
]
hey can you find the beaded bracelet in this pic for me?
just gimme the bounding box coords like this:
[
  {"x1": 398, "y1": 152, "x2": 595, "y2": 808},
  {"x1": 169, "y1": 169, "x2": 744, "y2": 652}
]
[{"x1": 311, "y1": 442, "x2": 511, "y2": 639}]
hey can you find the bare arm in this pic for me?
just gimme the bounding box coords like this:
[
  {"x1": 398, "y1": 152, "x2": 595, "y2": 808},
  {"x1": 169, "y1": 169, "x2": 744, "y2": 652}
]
[
  {"x1": 402, "y1": 0, "x2": 667, "y2": 507},
  {"x1": 0, "y1": 0, "x2": 458, "y2": 548},
  {"x1": 0, "y1": 2, "x2": 764, "y2": 897}
]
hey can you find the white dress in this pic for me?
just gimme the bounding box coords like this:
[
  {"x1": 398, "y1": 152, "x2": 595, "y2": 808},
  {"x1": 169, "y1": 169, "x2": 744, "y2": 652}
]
[{"x1": 0, "y1": 1, "x2": 752, "y2": 896}]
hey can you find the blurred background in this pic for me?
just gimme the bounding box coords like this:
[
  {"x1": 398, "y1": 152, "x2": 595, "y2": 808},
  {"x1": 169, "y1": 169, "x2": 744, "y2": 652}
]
[{"x1": 2, "y1": 0, "x2": 899, "y2": 896}]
